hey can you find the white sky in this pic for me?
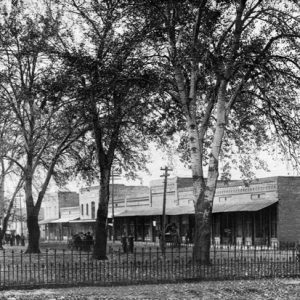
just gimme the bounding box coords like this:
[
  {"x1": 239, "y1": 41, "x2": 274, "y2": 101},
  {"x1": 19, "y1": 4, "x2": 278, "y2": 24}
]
[
  {"x1": 4, "y1": 146, "x2": 292, "y2": 201},
  {"x1": 5, "y1": 142, "x2": 292, "y2": 195},
  {"x1": 138, "y1": 150, "x2": 291, "y2": 186},
  {"x1": 109, "y1": 146, "x2": 292, "y2": 188}
]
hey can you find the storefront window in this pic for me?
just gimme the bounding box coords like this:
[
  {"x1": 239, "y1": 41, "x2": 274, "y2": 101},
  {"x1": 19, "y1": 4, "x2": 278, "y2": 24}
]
[
  {"x1": 221, "y1": 213, "x2": 232, "y2": 244},
  {"x1": 271, "y1": 205, "x2": 277, "y2": 237},
  {"x1": 255, "y1": 211, "x2": 263, "y2": 238},
  {"x1": 181, "y1": 215, "x2": 189, "y2": 238},
  {"x1": 144, "y1": 217, "x2": 151, "y2": 241},
  {"x1": 245, "y1": 214, "x2": 252, "y2": 237},
  {"x1": 212, "y1": 214, "x2": 220, "y2": 236},
  {"x1": 136, "y1": 218, "x2": 144, "y2": 241},
  {"x1": 236, "y1": 213, "x2": 243, "y2": 237},
  {"x1": 129, "y1": 220, "x2": 135, "y2": 238}
]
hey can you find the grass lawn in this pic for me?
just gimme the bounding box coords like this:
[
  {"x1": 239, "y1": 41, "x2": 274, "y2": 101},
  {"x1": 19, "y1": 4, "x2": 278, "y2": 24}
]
[{"x1": 1, "y1": 278, "x2": 300, "y2": 299}]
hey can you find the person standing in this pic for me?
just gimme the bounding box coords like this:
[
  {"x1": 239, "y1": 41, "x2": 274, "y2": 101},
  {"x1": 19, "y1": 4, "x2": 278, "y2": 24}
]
[
  {"x1": 85, "y1": 232, "x2": 93, "y2": 251},
  {"x1": 10, "y1": 234, "x2": 15, "y2": 246},
  {"x1": 20, "y1": 234, "x2": 25, "y2": 246},
  {"x1": 16, "y1": 234, "x2": 21, "y2": 246}
]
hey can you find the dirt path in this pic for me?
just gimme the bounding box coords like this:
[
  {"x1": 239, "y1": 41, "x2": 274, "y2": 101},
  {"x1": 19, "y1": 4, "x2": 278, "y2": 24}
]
[{"x1": 1, "y1": 279, "x2": 300, "y2": 299}]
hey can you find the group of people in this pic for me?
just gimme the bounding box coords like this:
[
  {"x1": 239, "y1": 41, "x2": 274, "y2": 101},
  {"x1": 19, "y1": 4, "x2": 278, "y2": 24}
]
[
  {"x1": 4, "y1": 233, "x2": 25, "y2": 246},
  {"x1": 158, "y1": 223, "x2": 181, "y2": 248},
  {"x1": 70, "y1": 232, "x2": 94, "y2": 251}
]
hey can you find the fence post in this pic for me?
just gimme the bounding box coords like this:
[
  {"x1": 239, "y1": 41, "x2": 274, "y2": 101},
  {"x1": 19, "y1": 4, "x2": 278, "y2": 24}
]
[
  {"x1": 234, "y1": 244, "x2": 236, "y2": 261},
  {"x1": 142, "y1": 247, "x2": 144, "y2": 280},
  {"x1": 3, "y1": 249, "x2": 5, "y2": 285},
  {"x1": 118, "y1": 248, "x2": 121, "y2": 282},
  {"x1": 46, "y1": 249, "x2": 49, "y2": 283},
  {"x1": 37, "y1": 251, "x2": 41, "y2": 284},
  {"x1": 71, "y1": 249, "x2": 74, "y2": 284},
  {"x1": 11, "y1": 250, "x2": 14, "y2": 281},
  {"x1": 29, "y1": 250, "x2": 32, "y2": 282},
  {"x1": 53, "y1": 249, "x2": 56, "y2": 284},
  {"x1": 171, "y1": 245, "x2": 173, "y2": 276}
]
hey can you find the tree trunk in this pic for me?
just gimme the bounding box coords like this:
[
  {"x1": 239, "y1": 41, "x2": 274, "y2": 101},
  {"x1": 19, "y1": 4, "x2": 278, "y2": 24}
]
[
  {"x1": 0, "y1": 227, "x2": 3, "y2": 250},
  {"x1": 185, "y1": 109, "x2": 212, "y2": 264},
  {"x1": 0, "y1": 175, "x2": 23, "y2": 250},
  {"x1": 24, "y1": 172, "x2": 41, "y2": 253},
  {"x1": 173, "y1": 64, "x2": 212, "y2": 263},
  {"x1": 0, "y1": 196, "x2": 16, "y2": 250},
  {"x1": 0, "y1": 174, "x2": 4, "y2": 249},
  {"x1": 93, "y1": 169, "x2": 110, "y2": 260},
  {"x1": 25, "y1": 214, "x2": 40, "y2": 253},
  {"x1": 0, "y1": 213, "x2": 10, "y2": 250},
  {"x1": 0, "y1": 174, "x2": 4, "y2": 225},
  {"x1": 193, "y1": 80, "x2": 227, "y2": 264}
]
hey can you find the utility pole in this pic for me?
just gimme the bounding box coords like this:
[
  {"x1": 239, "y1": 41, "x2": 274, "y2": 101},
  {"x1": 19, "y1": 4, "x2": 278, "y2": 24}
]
[
  {"x1": 160, "y1": 166, "x2": 172, "y2": 256},
  {"x1": 111, "y1": 170, "x2": 115, "y2": 243},
  {"x1": 19, "y1": 194, "x2": 23, "y2": 235},
  {"x1": 111, "y1": 167, "x2": 121, "y2": 243}
]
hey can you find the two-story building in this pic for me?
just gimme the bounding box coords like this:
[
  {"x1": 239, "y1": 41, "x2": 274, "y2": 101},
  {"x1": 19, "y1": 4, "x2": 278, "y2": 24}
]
[
  {"x1": 39, "y1": 176, "x2": 300, "y2": 247},
  {"x1": 112, "y1": 176, "x2": 300, "y2": 247},
  {"x1": 76, "y1": 184, "x2": 150, "y2": 239},
  {"x1": 39, "y1": 190, "x2": 80, "y2": 240}
]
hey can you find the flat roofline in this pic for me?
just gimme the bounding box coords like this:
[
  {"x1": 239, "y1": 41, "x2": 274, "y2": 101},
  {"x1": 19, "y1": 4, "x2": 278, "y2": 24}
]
[{"x1": 150, "y1": 176, "x2": 280, "y2": 188}]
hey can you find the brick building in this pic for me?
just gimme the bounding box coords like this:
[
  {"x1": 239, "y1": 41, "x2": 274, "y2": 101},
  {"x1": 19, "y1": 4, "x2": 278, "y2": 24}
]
[
  {"x1": 113, "y1": 176, "x2": 300, "y2": 246},
  {"x1": 72, "y1": 184, "x2": 150, "y2": 239},
  {"x1": 39, "y1": 176, "x2": 300, "y2": 246}
]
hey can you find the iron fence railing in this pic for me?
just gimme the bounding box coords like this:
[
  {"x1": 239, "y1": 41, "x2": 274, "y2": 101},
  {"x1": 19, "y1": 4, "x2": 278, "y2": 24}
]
[{"x1": 0, "y1": 244, "x2": 299, "y2": 289}]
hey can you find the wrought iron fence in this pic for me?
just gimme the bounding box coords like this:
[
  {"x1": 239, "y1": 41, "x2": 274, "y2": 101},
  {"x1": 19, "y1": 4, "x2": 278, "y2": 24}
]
[{"x1": 0, "y1": 244, "x2": 299, "y2": 289}]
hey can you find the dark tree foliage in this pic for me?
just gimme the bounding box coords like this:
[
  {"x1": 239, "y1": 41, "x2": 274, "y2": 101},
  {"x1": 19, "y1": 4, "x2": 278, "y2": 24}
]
[
  {"x1": 50, "y1": 0, "x2": 163, "y2": 259},
  {"x1": 0, "y1": 3, "x2": 86, "y2": 253}
]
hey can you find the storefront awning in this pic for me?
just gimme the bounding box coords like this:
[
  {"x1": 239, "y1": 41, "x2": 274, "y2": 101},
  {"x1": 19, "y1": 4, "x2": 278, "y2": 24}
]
[
  {"x1": 166, "y1": 206, "x2": 194, "y2": 215},
  {"x1": 115, "y1": 207, "x2": 162, "y2": 217},
  {"x1": 39, "y1": 217, "x2": 80, "y2": 224},
  {"x1": 39, "y1": 219, "x2": 56, "y2": 225},
  {"x1": 50, "y1": 217, "x2": 80, "y2": 223},
  {"x1": 114, "y1": 206, "x2": 194, "y2": 217},
  {"x1": 69, "y1": 219, "x2": 96, "y2": 223},
  {"x1": 212, "y1": 199, "x2": 278, "y2": 213}
]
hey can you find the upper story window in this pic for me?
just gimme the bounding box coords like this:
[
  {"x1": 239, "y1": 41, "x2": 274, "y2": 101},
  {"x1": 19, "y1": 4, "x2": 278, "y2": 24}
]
[
  {"x1": 81, "y1": 204, "x2": 84, "y2": 215},
  {"x1": 86, "y1": 203, "x2": 89, "y2": 216},
  {"x1": 91, "y1": 201, "x2": 95, "y2": 219}
]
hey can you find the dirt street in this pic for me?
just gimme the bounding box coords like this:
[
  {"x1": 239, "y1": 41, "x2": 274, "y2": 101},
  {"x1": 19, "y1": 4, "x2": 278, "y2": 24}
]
[{"x1": 1, "y1": 278, "x2": 300, "y2": 299}]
